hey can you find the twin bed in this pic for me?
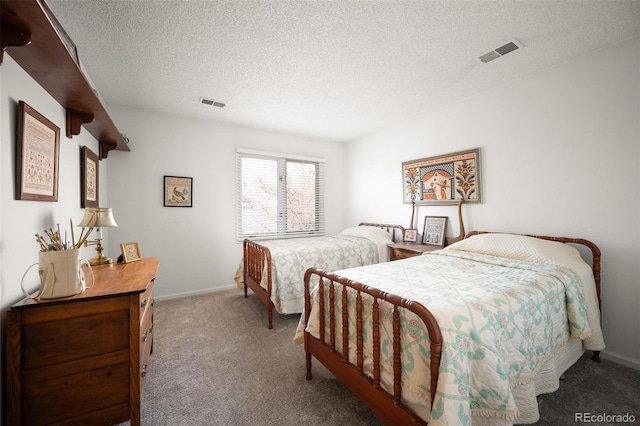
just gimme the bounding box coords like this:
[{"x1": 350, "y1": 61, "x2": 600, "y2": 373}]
[
  {"x1": 235, "y1": 224, "x2": 604, "y2": 424},
  {"x1": 295, "y1": 231, "x2": 604, "y2": 425},
  {"x1": 236, "y1": 223, "x2": 405, "y2": 328}
]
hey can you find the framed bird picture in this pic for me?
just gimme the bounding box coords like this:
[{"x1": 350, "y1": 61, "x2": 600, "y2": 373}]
[{"x1": 164, "y1": 175, "x2": 192, "y2": 207}]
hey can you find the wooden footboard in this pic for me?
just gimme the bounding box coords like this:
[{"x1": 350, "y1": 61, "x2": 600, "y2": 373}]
[
  {"x1": 243, "y1": 239, "x2": 276, "y2": 329},
  {"x1": 302, "y1": 268, "x2": 443, "y2": 425}
]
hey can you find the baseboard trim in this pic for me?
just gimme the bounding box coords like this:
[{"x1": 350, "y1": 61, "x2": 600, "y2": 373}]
[
  {"x1": 600, "y1": 350, "x2": 640, "y2": 370},
  {"x1": 154, "y1": 285, "x2": 238, "y2": 302}
]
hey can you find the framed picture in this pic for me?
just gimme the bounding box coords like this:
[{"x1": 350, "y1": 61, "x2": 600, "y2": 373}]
[
  {"x1": 403, "y1": 229, "x2": 418, "y2": 243},
  {"x1": 42, "y1": 1, "x2": 79, "y2": 64},
  {"x1": 120, "y1": 241, "x2": 142, "y2": 263},
  {"x1": 422, "y1": 216, "x2": 448, "y2": 246},
  {"x1": 164, "y1": 176, "x2": 193, "y2": 207},
  {"x1": 15, "y1": 101, "x2": 60, "y2": 202},
  {"x1": 80, "y1": 146, "x2": 99, "y2": 208},
  {"x1": 402, "y1": 148, "x2": 481, "y2": 205}
]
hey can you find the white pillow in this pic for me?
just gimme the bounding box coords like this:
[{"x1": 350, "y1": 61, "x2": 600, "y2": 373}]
[
  {"x1": 339, "y1": 226, "x2": 394, "y2": 262},
  {"x1": 445, "y1": 232, "x2": 583, "y2": 266}
]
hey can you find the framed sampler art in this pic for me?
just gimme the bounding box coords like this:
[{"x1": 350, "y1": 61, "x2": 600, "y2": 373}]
[
  {"x1": 402, "y1": 148, "x2": 481, "y2": 205},
  {"x1": 81, "y1": 146, "x2": 99, "y2": 208},
  {"x1": 120, "y1": 241, "x2": 142, "y2": 263},
  {"x1": 164, "y1": 176, "x2": 193, "y2": 207},
  {"x1": 15, "y1": 101, "x2": 60, "y2": 202},
  {"x1": 422, "y1": 216, "x2": 448, "y2": 246}
]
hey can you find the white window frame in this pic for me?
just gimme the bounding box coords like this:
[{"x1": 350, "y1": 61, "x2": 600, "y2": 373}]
[{"x1": 236, "y1": 148, "x2": 325, "y2": 241}]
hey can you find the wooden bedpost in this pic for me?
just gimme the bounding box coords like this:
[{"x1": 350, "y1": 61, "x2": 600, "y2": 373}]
[
  {"x1": 445, "y1": 199, "x2": 465, "y2": 246},
  {"x1": 409, "y1": 201, "x2": 416, "y2": 230}
]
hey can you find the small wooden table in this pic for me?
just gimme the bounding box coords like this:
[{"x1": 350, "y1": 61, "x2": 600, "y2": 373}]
[{"x1": 388, "y1": 242, "x2": 442, "y2": 261}]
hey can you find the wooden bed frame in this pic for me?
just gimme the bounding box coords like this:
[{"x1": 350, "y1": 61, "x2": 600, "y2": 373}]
[
  {"x1": 243, "y1": 223, "x2": 405, "y2": 329},
  {"x1": 301, "y1": 232, "x2": 602, "y2": 425}
]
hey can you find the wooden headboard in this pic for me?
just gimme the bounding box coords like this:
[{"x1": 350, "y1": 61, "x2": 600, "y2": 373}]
[{"x1": 358, "y1": 223, "x2": 405, "y2": 243}]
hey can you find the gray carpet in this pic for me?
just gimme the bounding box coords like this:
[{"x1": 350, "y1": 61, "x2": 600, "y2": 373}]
[{"x1": 138, "y1": 290, "x2": 640, "y2": 425}]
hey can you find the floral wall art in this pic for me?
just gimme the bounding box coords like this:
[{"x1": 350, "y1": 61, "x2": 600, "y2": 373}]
[{"x1": 402, "y1": 148, "x2": 481, "y2": 205}]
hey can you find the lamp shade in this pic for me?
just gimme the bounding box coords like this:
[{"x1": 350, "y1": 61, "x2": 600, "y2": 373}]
[{"x1": 78, "y1": 207, "x2": 118, "y2": 228}]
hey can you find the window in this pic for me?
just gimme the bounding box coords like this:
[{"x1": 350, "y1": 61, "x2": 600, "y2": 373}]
[{"x1": 236, "y1": 149, "x2": 325, "y2": 241}]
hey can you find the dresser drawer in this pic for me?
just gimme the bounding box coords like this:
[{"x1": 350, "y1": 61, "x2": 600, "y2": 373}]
[
  {"x1": 140, "y1": 302, "x2": 153, "y2": 390},
  {"x1": 139, "y1": 282, "x2": 154, "y2": 322},
  {"x1": 22, "y1": 305, "x2": 129, "y2": 370},
  {"x1": 23, "y1": 360, "x2": 129, "y2": 425},
  {"x1": 139, "y1": 279, "x2": 154, "y2": 390},
  {"x1": 391, "y1": 248, "x2": 414, "y2": 260}
]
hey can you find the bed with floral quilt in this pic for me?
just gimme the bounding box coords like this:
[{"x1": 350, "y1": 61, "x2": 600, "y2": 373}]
[
  {"x1": 235, "y1": 223, "x2": 404, "y2": 328},
  {"x1": 295, "y1": 231, "x2": 604, "y2": 425}
]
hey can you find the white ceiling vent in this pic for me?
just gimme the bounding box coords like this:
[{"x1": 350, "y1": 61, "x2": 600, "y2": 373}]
[
  {"x1": 199, "y1": 97, "x2": 226, "y2": 108},
  {"x1": 478, "y1": 39, "x2": 524, "y2": 63}
]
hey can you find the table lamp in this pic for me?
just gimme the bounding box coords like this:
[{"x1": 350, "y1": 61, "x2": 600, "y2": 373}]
[{"x1": 77, "y1": 207, "x2": 118, "y2": 265}]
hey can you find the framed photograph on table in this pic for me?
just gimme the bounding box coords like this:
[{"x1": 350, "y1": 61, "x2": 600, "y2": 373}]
[
  {"x1": 164, "y1": 176, "x2": 192, "y2": 207},
  {"x1": 80, "y1": 146, "x2": 99, "y2": 208},
  {"x1": 15, "y1": 101, "x2": 60, "y2": 202},
  {"x1": 120, "y1": 241, "x2": 142, "y2": 263},
  {"x1": 403, "y1": 229, "x2": 418, "y2": 243},
  {"x1": 422, "y1": 216, "x2": 448, "y2": 246}
]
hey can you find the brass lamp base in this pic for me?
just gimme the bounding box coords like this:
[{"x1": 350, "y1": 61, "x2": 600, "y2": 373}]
[
  {"x1": 89, "y1": 253, "x2": 114, "y2": 266},
  {"x1": 87, "y1": 239, "x2": 113, "y2": 265}
]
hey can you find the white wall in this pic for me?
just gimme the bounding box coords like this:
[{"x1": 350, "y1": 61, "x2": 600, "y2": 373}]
[
  {"x1": 1, "y1": 56, "x2": 108, "y2": 411},
  {"x1": 104, "y1": 105, "x2": 347, "y2": 300},
  {"x1": 0, "y1": 56, "x2": 107, "y2": 304},
  {"x1": 346, "y1": 37, "x2": 640, "y2": 368}
]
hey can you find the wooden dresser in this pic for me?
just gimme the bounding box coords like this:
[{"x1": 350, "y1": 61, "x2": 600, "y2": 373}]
[
  {"x1": 388, "y1": 242, "x2": 442, "y2": 261},
  {"x1": 6, "y1": 257, "x2": 159, "y2": 426}
]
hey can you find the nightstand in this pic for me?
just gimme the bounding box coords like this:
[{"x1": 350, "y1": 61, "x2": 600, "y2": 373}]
[{"x1": 388, "y1": 242, "x2": 442, "y2": 261}]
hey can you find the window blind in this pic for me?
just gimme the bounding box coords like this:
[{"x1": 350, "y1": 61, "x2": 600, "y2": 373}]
[{"x1": 236, "y1": 149, "x2": 325, "y2": 241}]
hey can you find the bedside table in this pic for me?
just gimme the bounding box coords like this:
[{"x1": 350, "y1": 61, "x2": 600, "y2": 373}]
[{"x1": 388, "y1": 242, "x2": 442, "y2": 261}]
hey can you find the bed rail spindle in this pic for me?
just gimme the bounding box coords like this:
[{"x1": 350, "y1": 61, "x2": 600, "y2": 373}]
[
  {"x1": 329, "y1": 281, "x2": 336, "y2": 351},
  {"x1": 430, "y1": 341, "x2": 442, "y2": 406},
  {"x1": 342, "y1": 285, "x2": 349, "y2": 361},
  {"x1": 263, "y1": 245, "x2": 273, "y2": 328},
  {"x1": 304, "y1": 269, "x2": 313, "y2": 381},
  {"x1": 319, "y1": 279, "x2": 325, "y2": 344},
  {"x1": 243, "y1": 240, "x2": 249, "y2": 297},
  {"x1": 356, "y1": 290, "x2": 364, "y2": 373},
  {"x1": 372, "y1": 298, "x2": 381, "y2": 389},
  {"x1": 392, "y1": 306, "x2": 402, "y2": 405}
]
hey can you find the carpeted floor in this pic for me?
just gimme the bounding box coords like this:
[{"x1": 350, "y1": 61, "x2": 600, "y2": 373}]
[{"x1": 138, "y1": 290, "x2": 640, "y2": 425}]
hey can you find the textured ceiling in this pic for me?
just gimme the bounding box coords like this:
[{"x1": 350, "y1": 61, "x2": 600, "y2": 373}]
[{"x1": 45, "y1": 0, "x2": 640, "y2": 142}]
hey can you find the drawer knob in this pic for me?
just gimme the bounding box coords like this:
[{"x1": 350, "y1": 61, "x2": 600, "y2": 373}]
[
  {"x1": 142, "y1": 330, "x2": 148, "y2": 342},
  {"x1": 141, "y1": 364, "x2": 147, "y2": 378},
  {"x1": 141, "y1": 299, "x2": 148, "y2": 309}
]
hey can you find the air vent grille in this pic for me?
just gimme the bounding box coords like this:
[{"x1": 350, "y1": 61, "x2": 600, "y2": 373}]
[
  {"x1": 199, "y1": 97, "x2": 226, "y2": 108},
  {"x1": 478, "y1": 40, "x2": 523, "y2": 63}
]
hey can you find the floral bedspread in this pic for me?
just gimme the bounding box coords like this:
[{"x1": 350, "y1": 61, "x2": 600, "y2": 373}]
[
  {"x1": 295, "y1": 249, "x2": 595, "y2": 425},
  {"x1": 235, "y1": 235, "x2": 379, "y2": 314}
]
